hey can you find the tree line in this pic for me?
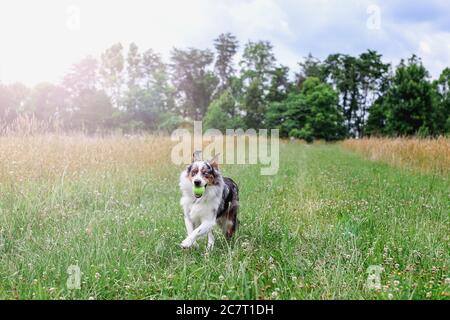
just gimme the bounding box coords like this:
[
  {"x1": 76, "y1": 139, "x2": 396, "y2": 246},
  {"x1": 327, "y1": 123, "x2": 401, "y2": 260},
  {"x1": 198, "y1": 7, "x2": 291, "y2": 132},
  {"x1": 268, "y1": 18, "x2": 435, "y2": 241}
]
[{"x1": 0, "y1": 33, "x2": 449, "y2": 140}]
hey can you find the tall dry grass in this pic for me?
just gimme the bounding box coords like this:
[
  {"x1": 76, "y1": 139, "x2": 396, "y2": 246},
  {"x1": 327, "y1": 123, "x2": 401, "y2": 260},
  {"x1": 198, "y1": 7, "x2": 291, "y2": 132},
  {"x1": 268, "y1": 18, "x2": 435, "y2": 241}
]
[
  {"x1": 342, "y1": 137, "x2": 450, "y2": 176},
  {"x1": 0, "y1": 115, "x2": 179, "y2": 186},
  {"x1": 0, "y1": 134, "x2": 176, "y2": 186}
]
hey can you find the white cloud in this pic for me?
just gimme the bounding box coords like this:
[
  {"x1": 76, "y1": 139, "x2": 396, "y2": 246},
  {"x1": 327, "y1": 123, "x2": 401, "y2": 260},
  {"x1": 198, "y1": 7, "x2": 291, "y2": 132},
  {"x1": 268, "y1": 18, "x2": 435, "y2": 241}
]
[{"x1": 0, "y1": 0, "x2": 448, "y2": 85}]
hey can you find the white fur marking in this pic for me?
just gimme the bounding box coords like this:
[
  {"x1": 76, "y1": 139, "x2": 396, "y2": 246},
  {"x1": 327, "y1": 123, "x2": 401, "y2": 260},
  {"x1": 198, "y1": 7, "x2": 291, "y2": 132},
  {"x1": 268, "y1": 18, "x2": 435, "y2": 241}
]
[{"x1": 179, "y1": 162, "x2": 224, "y2": 249}]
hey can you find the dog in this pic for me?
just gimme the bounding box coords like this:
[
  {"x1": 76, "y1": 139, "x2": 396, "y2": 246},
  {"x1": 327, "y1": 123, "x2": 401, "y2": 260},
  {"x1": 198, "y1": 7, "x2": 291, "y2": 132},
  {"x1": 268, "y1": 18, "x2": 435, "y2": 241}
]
[{"x1": 179, "y1": 151, "x2": 239, "y2": 250}]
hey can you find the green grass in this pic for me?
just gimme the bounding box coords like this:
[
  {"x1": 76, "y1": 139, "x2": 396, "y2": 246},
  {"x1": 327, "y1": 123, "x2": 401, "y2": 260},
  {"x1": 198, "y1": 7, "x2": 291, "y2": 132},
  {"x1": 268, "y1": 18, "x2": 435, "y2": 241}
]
[{"x1": 0, "y1": 143, "x2": 448, "y2": 300}]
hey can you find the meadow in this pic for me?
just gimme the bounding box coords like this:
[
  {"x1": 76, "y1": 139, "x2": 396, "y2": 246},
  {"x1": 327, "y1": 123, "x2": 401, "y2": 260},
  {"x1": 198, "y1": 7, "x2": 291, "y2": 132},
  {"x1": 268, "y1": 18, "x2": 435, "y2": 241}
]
[{"x1": 0, "y1": 135, "x2": 448, "y2": 299}]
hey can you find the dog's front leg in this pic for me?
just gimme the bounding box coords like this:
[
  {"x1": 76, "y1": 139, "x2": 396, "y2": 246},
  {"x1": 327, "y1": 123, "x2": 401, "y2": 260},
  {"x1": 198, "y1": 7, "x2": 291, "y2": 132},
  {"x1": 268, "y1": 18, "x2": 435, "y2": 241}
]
[
  {"x1": 183, "y1": 216, "x2": 200, "y2": 248},
  {"x1": 184, "y1": 216, "x2": 194, "y2": 235},
  {"x1": 181, "y1": 220, "x2": 215, "y2": 249},
  {"x1": 207, "y1": 232, "x2": 215, "y2": 251}
]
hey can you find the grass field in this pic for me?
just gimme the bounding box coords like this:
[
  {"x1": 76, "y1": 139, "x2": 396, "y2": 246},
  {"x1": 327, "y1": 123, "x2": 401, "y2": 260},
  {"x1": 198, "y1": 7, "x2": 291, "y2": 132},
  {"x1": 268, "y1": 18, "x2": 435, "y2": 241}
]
[
  {"x1": 342, "y1": 137, "x2": 450, "y2": 175},
  {"x1": 0, "y1": 135, "x2": 448, "y2": 299}
]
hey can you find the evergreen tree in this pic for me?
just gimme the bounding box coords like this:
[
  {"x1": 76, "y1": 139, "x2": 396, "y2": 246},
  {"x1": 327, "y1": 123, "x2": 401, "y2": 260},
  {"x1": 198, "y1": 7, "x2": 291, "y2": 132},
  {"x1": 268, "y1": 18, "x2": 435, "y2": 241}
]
[
  {"x1": 214, "y1": 33, "x2": 239, "y2": 94},
  {"x1": 381, "y1": 55, "x2": 435, "y2": 136}
]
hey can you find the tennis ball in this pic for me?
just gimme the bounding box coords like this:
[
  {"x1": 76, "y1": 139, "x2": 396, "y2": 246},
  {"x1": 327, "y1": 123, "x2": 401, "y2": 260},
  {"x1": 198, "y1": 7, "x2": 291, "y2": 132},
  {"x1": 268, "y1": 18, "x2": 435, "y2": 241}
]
[{"x1": 193, "y1": 185, "x2": 205, "y2": 197}]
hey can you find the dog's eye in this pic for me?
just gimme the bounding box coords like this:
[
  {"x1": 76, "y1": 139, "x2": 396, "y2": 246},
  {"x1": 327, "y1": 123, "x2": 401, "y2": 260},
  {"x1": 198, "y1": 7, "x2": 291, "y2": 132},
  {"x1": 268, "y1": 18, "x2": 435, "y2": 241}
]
[{"x1": 191, "y1": 171, "x2": 197, "y2": 176}]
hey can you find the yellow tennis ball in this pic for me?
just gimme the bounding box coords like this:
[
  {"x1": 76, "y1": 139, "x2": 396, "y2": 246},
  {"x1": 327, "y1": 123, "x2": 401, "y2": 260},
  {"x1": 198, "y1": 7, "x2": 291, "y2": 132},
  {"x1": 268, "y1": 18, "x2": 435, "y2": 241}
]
[{"x1": 193, "y1": 185, "x2": 205, "y2": 197}]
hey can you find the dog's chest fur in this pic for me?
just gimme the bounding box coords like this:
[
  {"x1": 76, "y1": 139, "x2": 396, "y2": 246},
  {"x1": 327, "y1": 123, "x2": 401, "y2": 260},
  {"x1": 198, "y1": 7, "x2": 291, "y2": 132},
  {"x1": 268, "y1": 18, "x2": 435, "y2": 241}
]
[{"x1": 179, "y1": 171, "x2": 224, "y2": 224}]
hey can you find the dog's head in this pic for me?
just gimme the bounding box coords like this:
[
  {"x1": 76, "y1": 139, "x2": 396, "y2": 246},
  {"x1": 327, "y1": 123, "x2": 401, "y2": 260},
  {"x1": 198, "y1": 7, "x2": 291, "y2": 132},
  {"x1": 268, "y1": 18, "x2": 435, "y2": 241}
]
[{"x1": 186, "y1": 151, "x2": 220, "y2": 198}]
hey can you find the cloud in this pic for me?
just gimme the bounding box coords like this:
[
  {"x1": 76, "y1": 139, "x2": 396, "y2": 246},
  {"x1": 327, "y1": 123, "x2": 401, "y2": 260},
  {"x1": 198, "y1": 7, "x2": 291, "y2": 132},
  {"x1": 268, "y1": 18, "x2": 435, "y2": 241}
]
[{"x1": 0, "y1": 0, "x2": 448, "y2": 85}]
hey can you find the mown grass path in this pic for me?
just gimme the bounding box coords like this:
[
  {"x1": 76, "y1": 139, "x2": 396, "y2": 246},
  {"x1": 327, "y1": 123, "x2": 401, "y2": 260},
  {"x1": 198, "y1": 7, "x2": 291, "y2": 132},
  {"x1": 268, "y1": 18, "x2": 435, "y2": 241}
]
[{"x1": 0, "y1": 143, "x2": 448, "y2": 299}]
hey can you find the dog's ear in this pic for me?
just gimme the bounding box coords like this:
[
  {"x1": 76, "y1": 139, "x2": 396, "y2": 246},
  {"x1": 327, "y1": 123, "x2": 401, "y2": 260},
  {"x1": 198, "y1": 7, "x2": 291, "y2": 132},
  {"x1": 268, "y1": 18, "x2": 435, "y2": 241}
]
[
  {"x1": 209, "y1": 153, "x2": 220, "y2": 169},
  {"x1": 192, "y1": 150, "x2": 202, "y2": 162}
]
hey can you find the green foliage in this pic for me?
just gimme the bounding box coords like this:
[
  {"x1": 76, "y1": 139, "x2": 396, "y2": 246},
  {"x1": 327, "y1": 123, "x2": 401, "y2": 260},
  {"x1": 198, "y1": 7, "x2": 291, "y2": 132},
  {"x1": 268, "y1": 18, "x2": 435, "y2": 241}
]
[
  {"x1": 157, "y1": 112, "x2": 186, "y2": 133},
  {"x1": 204, "y1": 90, "x2": 243, "y2": 132},
  {"x1": 365, "y1": 97, "x2": 387, "y2": 136},
  {"x1": 266, "y1": 77, "x2": 345, "y2": 142},
  {"x1": 295, "y1": 53, "x2": 323, "y2": 89},
  {"x1": 243, "y1": 78, "x2": 266, "y2": 129},
  {"x1": 238, "y1": 40, "x2": 278, "y2": 129},
  {"x1": 267, "y1": 66, "x2": 291, "y2": 103},
  {"x1": 100, "y1": 43, "x2": 125, "y2": 107},
  {"x1": 214, "y1": 33, "x2": 239, "y2": 94},
  {"x1": 323, "y1": 50, "x2": 390, "y2": 137},
  {"x1": 432, "y1": 68, "x2": 450, "y2": 134},
  {"x1": 0, "y1": 83, "x2": 29, "y2": 125},
  {"x1": 25, "y1": 83, "x2": 67, "y2": 122},
  {"x1": 170, "y1": 48, "x2": 218, "y2": 120},
  {"x1": 240, "y1": 40, "x2": 276, "y2": 84},
  {"x1": 368, "y1": 55, "x2": 442, "y2": 137},
  {"x1": 0, "y1": 34, "x2": 448, "y2": 138},
  {"x1": 265, "y1": 99, "x2": 289, "y2": 137}
]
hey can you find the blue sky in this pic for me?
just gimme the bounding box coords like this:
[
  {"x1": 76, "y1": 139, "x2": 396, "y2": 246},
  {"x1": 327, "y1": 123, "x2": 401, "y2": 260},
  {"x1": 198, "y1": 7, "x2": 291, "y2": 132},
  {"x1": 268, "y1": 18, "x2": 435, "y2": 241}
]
[{"x1": 0, "y1": 0, "x2": 449, "y2": 85}]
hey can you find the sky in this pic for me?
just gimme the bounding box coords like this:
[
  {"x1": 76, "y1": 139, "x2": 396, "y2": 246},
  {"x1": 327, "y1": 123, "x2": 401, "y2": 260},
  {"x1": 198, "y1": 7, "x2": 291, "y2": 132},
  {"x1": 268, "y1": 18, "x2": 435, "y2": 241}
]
[{"x1": 0, "y1": 0, "x2": 449, "y2": 86}]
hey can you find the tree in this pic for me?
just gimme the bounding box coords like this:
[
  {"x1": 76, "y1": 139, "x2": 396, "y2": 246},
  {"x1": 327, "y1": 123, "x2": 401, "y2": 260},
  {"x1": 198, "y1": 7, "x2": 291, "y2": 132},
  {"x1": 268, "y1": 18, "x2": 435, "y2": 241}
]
[
  {"x1": 100, "y1": 43, "x2": 125, "y2": 108},
  {"x1": 295, "y1": 53, "x2": 323, "y2": 89},
  {"x1": 123, "y1": 43, "x2": 143, "y2": 125},
  {"x1": 239, "y1": 41, "x2": 277, "y2": 128},
  {"x1": 120, "y1": 45, "x2": 176, "y2": 131},
  {"x1": 323, "y1": 54, "x2": 359, "y2": 135},
  {"x1": 377, "y1": 55, "x2": 435, "y2": 136},
  {"x1": 214, "y1": 33, "x2": 239, "y2": 94},
  {"x1": 295, "y1": 77, "x2": 345, "y2": 141},
  {"x1": 0, "y1": 84, "x2": 16, "y2": 128},
  {"x1": 432, "y1": 68, "x2": 450, "y2": 134},
  {"x1": 240, "y1": 40, "x2": 276, "y2": 86},
  {"x1": 265, "y1": 99, "x2": 289, "y2": 136},
  {"x1": 63, "y1": 56, "x2": 113, "y2": 131},
  {"x1": 243, "y1": 78, "x2": 266, "y2": 129},
  {"x1": 204, "y1": 89, "x2": 243, "y2": 132},
  {"x1": 170, "y1": 48, "x2": 218, "y2": 120},
  {"x1": 267, "y1": 65, "x2": 291, "y2": 103},
  {"x1": 141, "y1": 49, "x2": 175, "y2": 114},
  {"x1": 26, "y1": 83, "x2": 68, "y2": 123},
  {"x1": 365, "y1": 96, "x2": 388, "y2": 136},
  {"x1": 63, "y1": 56, "x2": 99, "y2": 95},
  {"x1": 323, "y1": 51, "x2": 390, "y2": 137},
  {"x1": 70, "y1": 90, "x2": 115, "y2": 133},
  {"x1": 0, "y1": 83, "x2": 29, "y2": 128},
  {"x1": 266, "y1": 77, "x2": 345, "y2": 142},
  {"x1": 356, "y1": 50, "x2": 390, "y2": 137},
  {"x1": 126, "y1": 42, "x2": 142, "y2": 89}
]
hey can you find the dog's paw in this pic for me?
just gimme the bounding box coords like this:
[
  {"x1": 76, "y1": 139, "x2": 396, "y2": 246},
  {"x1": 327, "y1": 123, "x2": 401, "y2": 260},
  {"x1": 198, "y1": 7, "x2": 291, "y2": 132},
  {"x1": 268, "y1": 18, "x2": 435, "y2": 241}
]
[{"x1": 180, "y1": 238, "x2": 195, "y2": 249}]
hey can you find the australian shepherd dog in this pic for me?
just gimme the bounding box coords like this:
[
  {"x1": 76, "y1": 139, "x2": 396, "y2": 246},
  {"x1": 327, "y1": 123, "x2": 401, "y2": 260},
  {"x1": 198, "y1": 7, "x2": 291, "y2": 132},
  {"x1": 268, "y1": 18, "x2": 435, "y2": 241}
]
[{"x1": 179, "y1": 151, "x2": 239, "y2": 250}]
